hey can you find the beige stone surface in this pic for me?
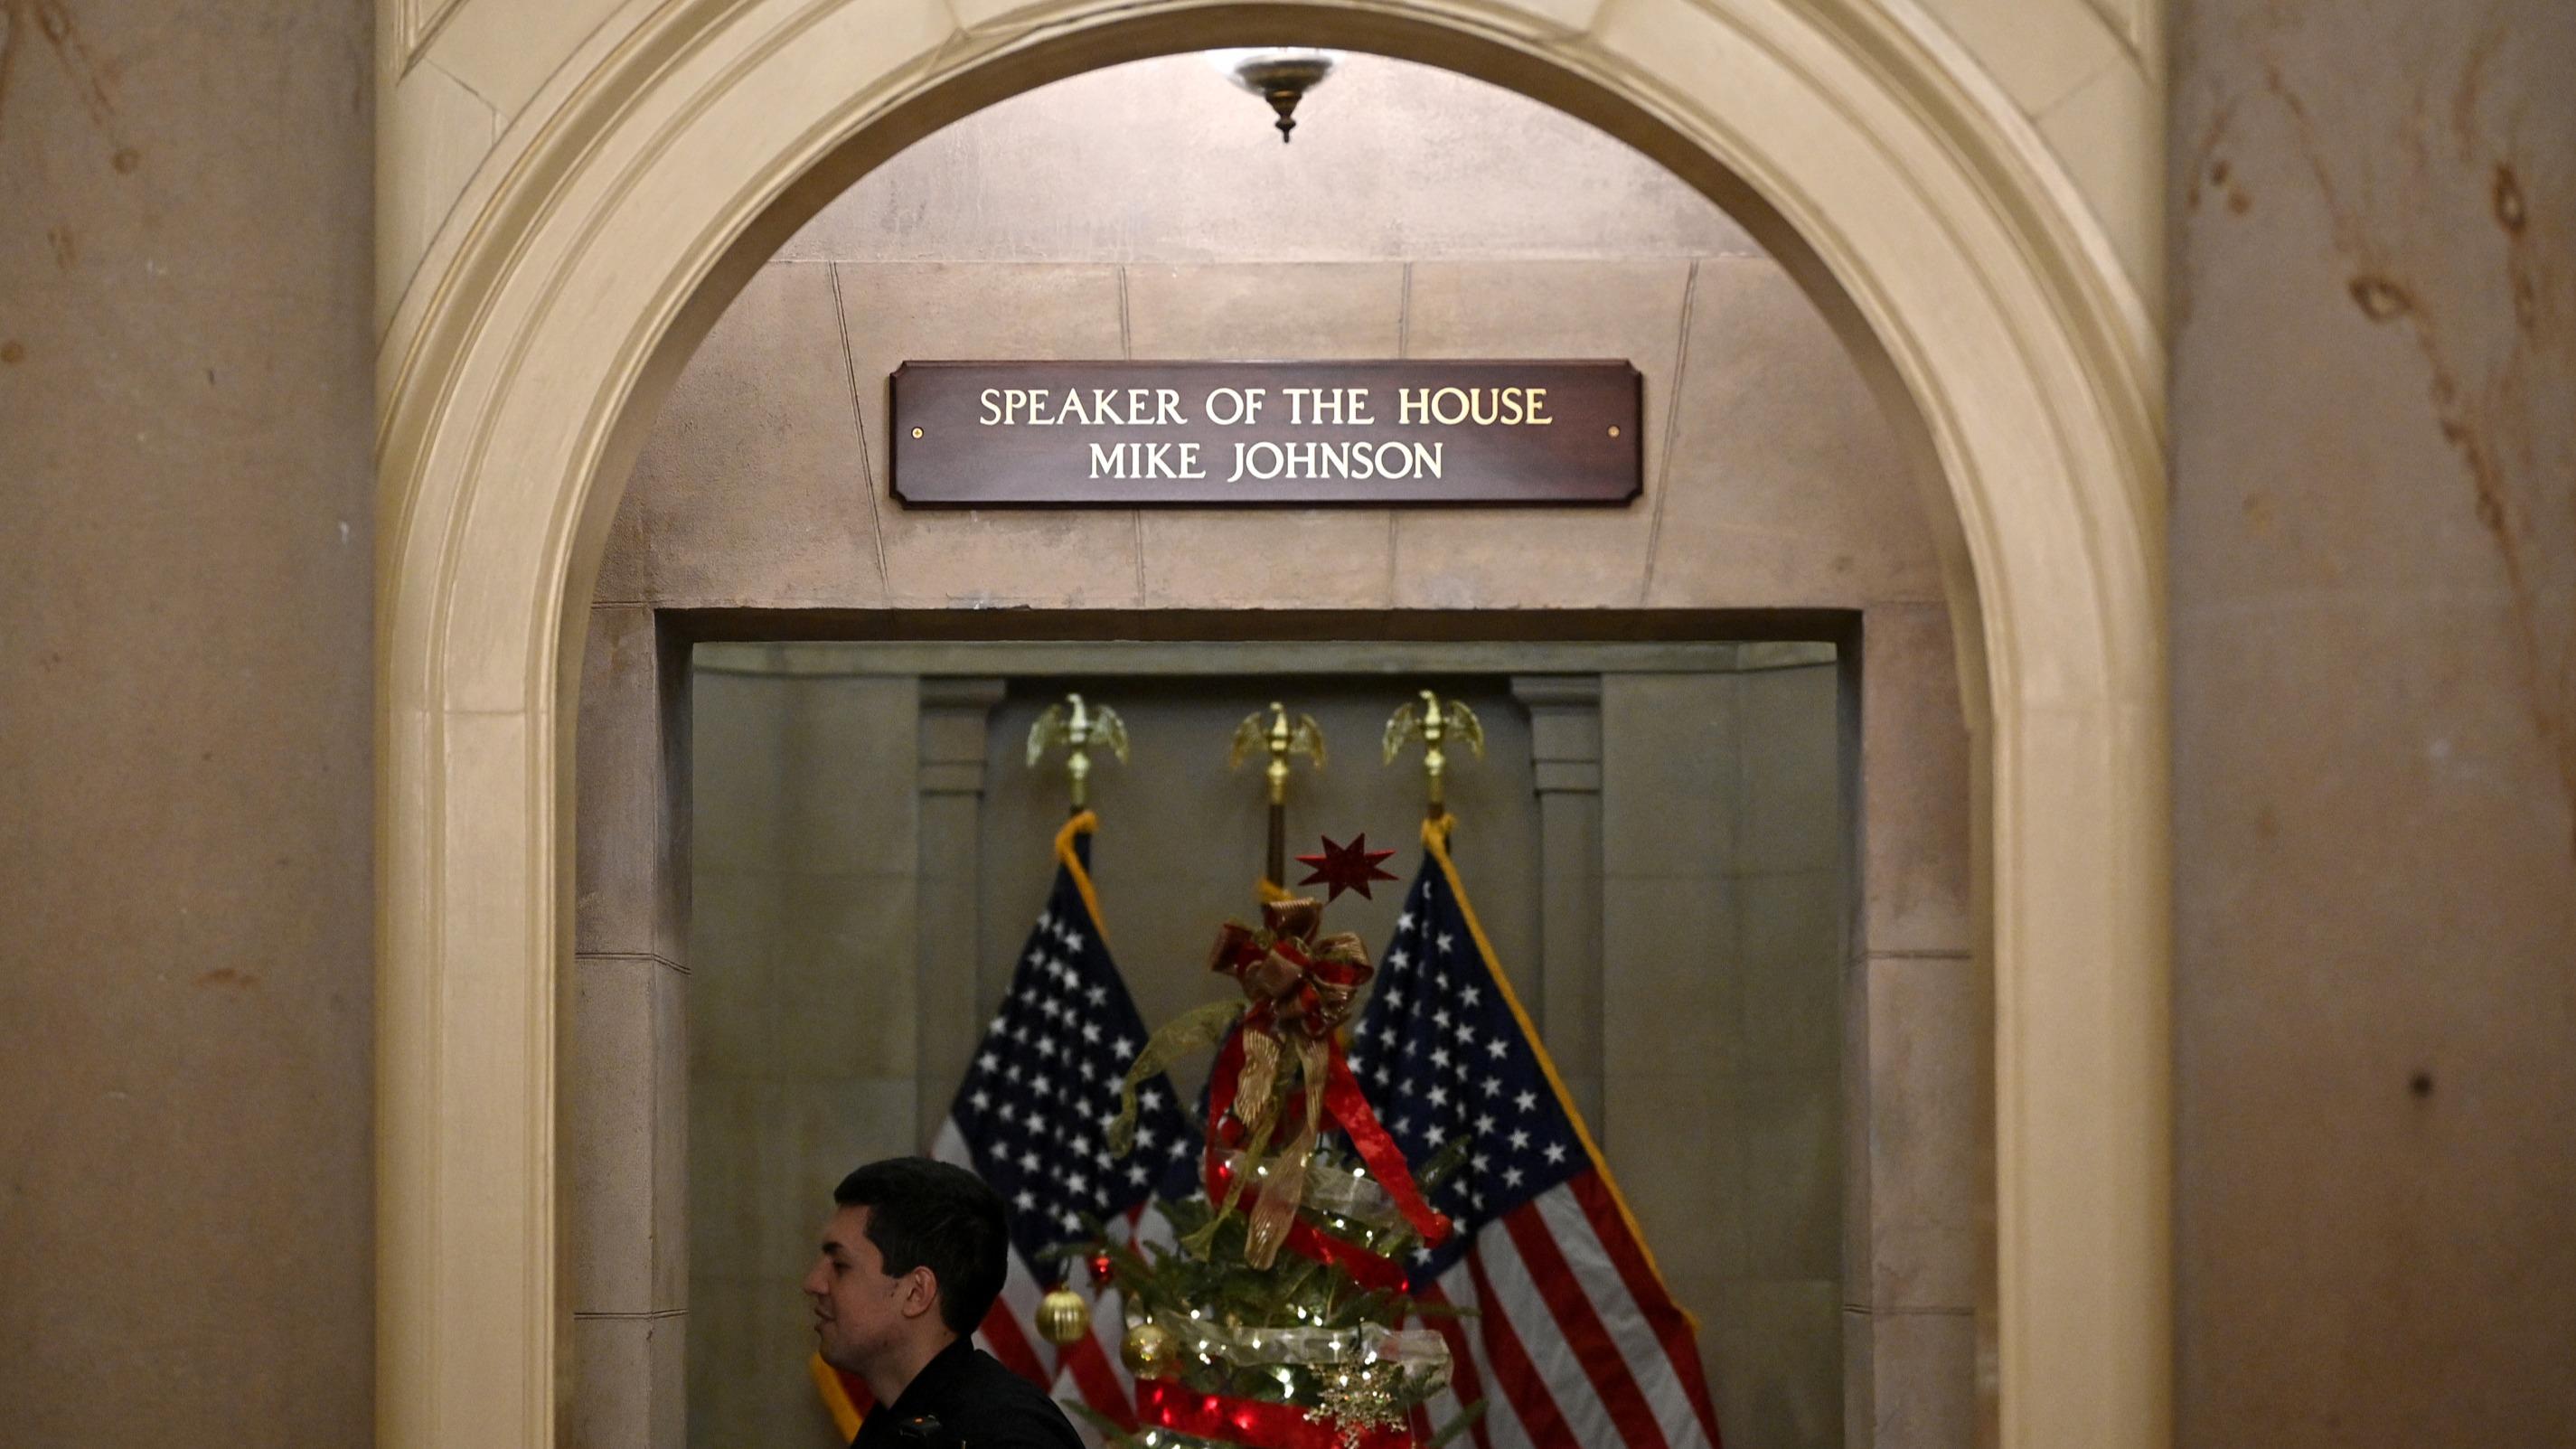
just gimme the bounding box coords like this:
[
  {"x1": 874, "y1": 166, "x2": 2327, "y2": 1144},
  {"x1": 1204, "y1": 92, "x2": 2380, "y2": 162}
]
[
  {"x1": 570, "y1": 1314, "x2": 686, "y2": 1448},
  {"x1": 1859, "y1": 606, "x2": 1972, "y2": 955},
  {"x1": 0, "y1": 1, "x2": 375, "y2": 1443},
  {"x1": 1123, "y1": 261, "x2": 1406, "y2": 358},
  {"x1": 576, "y1": 607, "x2": 681, "y2": 957},
  {"x1": 379, "y1": 58, "x2": 496, "y2": 333},
  {"x1": 1646, "y1": 259, "x2": 1938, "y2": 609},
  {"x1": 1860, "y1": 956, "x2": 1982, "y2": 1312},
  {"x1": 1394, "y1": 259, "x2": 1691, "y2": 607},
  {"x1": 2035, "y1": 55, "x2": 2166, "y2": 323},
  {"x1": 2173, "y1": 3, "x2": 2576, "y2": 1443},
  {"x1": 605, "y1": 248, "x2": 1932, "y2": 622},
  {"x1": 1915, "y1": 0, "x2": 2126, "y2": 117},
  {"x1": 418, "y1": 0, "x2": 625, "y2": 126},
  {"x1": 836, "y1": 262, "x2": 1142, "y2": 607},
  {"x1": 600, "y1": 263, "x2": 882, "y2": 608},
  {"x1": 1124, "y1": 263, "x2": 1403, "y2": 607},
  {"x1": 778, "y1": 53, "x2": 1758, "y2": 266},
  {"x1": 560, "y1": 949, "x2": 691, "y2": 1329},
  {"x1": 1863, "y1": 1312, "x2": 1978, "y2": 1447}
]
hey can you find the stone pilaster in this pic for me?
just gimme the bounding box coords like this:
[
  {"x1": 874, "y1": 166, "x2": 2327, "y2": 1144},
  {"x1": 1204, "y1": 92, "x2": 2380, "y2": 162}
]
[
  {"x1": 1511, "y1": 674, "x2": 1607, "y2": 1129},
  {"x1": 569, "y1": 605, "x2": 692, "y2": 1449},
  {"x1": 916, "y1": 678, "x2": 1008, "y2": 1149}
]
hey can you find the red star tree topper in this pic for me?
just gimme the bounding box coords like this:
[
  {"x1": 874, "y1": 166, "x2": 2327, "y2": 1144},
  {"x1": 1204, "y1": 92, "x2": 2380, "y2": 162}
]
[{"x1": 1294, "y1": 833, "x2": 1401, "y2": 900}]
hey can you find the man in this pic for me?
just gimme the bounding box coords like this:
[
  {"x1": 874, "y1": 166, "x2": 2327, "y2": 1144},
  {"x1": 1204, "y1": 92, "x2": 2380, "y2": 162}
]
[{"x1": 804, "y1": 1157, "x2": 1087, "y2": 1449}]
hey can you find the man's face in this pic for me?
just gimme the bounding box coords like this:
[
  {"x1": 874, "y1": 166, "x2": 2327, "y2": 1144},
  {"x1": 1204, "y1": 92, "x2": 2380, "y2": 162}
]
[{"x1": 803, "y1": 1205, "x2": 934, "y2": 1374}]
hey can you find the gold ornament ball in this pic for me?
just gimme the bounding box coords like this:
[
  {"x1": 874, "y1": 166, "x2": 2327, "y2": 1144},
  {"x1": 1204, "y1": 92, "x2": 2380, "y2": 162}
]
[
  {"x1": 1120, "y1": 1321, "x2": 1177, "y2": 1377},
  {"x1": 1036, "y1": 1288, "x2": 1090, "y2": 1347}
]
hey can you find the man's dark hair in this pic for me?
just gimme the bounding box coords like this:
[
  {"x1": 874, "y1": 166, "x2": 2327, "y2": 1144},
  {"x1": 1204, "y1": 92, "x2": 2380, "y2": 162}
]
[{"x1": 832, "y1": 1157, "x2": 1010, "y2": 1336}]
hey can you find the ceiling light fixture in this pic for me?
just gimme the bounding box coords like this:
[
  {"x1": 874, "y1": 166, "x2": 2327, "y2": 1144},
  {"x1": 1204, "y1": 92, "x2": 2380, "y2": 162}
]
[{"x1": 1208, "y1": 48, "x2": 1339, "y2": 143}]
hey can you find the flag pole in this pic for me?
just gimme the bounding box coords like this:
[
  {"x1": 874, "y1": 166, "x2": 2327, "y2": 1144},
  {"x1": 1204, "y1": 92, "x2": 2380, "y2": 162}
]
[
  {"x1": 1229, "y1": 701, "x2": 1324, "y2": 889},
  {"x1": 1028, "y1": 692, "x2": 1129, "y2": 815},
  {"x1": 1382, "y1": 688, "x2": 1484, "y2": 820}
]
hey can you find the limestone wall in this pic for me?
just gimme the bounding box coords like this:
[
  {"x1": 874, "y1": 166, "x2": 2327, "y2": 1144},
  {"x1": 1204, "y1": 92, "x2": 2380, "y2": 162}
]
[
  {"x1": 2170, "y1": 3, "x2": 2576, "y2": 1444},
  {"x1": 0, "y1": 1, "x2": 377, "y2": 1444}
]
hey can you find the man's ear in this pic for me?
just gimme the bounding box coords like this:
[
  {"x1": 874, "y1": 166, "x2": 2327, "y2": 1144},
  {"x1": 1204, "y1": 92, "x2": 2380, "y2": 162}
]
[{"x1": 899, "y1": 1266, "x2": 943, "y2": 1322}]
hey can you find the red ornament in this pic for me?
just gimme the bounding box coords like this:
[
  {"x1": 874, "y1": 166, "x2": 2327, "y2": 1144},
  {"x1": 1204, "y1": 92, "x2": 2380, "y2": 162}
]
[
  {"x1": 1294, "y1": 833, "x2": 1400, "y2": 901},
  {"x1": 1087, "y1": 1249, "x2": 1114, "y2": 1287}
]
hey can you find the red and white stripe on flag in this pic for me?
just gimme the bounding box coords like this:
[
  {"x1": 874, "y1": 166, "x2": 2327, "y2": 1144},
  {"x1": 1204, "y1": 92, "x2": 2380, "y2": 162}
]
[{"x1": 1409, "y1": 1174, "x2": 1720, "y2": 1449}]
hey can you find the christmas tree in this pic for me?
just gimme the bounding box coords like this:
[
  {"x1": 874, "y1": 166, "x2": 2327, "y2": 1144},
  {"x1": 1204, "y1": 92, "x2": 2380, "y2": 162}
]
[{"x1": 1045, "y1": 842, "x2": 1481, "y2": 1449}]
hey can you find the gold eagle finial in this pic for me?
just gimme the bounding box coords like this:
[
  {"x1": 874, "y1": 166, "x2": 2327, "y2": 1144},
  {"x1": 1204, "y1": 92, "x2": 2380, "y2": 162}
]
[
  {"x1": 1384, "y1": 689, "x2": 1484, "y2": 814},
  {"x1": 1028, "y1": 692, "x2": 1129, "y2": 812}
]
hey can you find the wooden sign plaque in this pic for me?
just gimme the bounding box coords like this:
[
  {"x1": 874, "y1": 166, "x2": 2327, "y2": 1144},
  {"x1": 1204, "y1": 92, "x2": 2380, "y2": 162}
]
[{"x1": 888, "y1": 360, "x2": 1642, "y2": 507}]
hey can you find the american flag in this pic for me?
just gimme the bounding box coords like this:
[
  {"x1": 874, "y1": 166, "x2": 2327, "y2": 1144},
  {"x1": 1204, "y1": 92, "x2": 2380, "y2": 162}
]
[
  {"x1": 813, "y1": 814, "x2": 1200, "y2": 1439},
  {"x1": 1347, "y1": 820, "x2": 1724, "y2": 1449}
]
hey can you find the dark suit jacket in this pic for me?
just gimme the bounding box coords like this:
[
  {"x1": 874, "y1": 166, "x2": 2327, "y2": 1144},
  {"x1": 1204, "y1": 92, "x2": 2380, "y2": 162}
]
[{"x1": 850, "y1": 1337, "x2": 1087, "y2": 1449}]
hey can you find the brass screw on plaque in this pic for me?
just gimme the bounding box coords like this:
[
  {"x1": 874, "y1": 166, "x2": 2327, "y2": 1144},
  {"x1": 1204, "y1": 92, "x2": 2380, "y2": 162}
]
[
  {"x1": 911, "y1": 427, "x2": 924, "y2": 438},
  {"x1": 1608, "y1": 426, "x2": 1621, "y2": 438}
]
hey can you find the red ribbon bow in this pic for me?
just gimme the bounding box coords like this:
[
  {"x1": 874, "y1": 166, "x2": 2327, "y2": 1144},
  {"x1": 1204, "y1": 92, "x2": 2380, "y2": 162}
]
[{"x1": 1203, "y1": 899, "x2": 1451, "y2": 1268}]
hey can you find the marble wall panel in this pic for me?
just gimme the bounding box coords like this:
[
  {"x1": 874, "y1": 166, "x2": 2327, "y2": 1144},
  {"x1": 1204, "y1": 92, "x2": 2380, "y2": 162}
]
[
  {"x1": 1600, "y1": 664, "x2": 1847, "y2": 1446},
  {"x1": 577, "y1": 607, "x2": 688, "y2": 957},
  {"x1": 1858, "y1": 956, "x2": 1980, "y2": 1313},
  {"x1": 1602, "y1": 874, "x2": 1742, "y2": 1067},
  {"x1": 2174, "y1": 4, "x2": 2576, "y2": 1440},
  {"x1": 1607, "y1": 1069, "x2": 1753, "y2": 1287},
  {"x1": 0, "y1": 1, "x2": 376, "y2": 1439},
  {"x1": 568, "y1": 956, "x2": 665, "y2": 1316},
  {"x1": 777, "y1": 676, "x2": 921, "y2": 873},
  {"x1": 1856, "y1": 607, "x2": 1970, "y2": 956},
  {"x1": 600, "y1": 262, "x2": 881, "y2": 607},
  {"x1": 833, "y1": 263, "x2": 1142, "y2": 607},
  {"x1": 1124, "y1": 262, "x2": 1405, "y2": 607},
  {"x1": 1646, "y1": 259, "x2": 1936, "y2": 609},
  {"x1": 768, "y1": 873, "x2": 918, "y2": 1079},
  {"x1": 1393, "y1": 260, "x2": 1691, "y2": 608},
  {"x1": 571, "y1": 1315, "x2": 685, "y2": 1449},
  {"x1": 1857, "y1": 1312, "x2": 1975, "y2": 1449}
]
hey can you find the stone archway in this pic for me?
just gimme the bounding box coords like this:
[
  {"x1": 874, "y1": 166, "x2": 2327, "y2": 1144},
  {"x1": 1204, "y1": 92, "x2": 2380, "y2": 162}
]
[{"x1": 373, "y1": 4, "x2": 2168, "y2": 1447}]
